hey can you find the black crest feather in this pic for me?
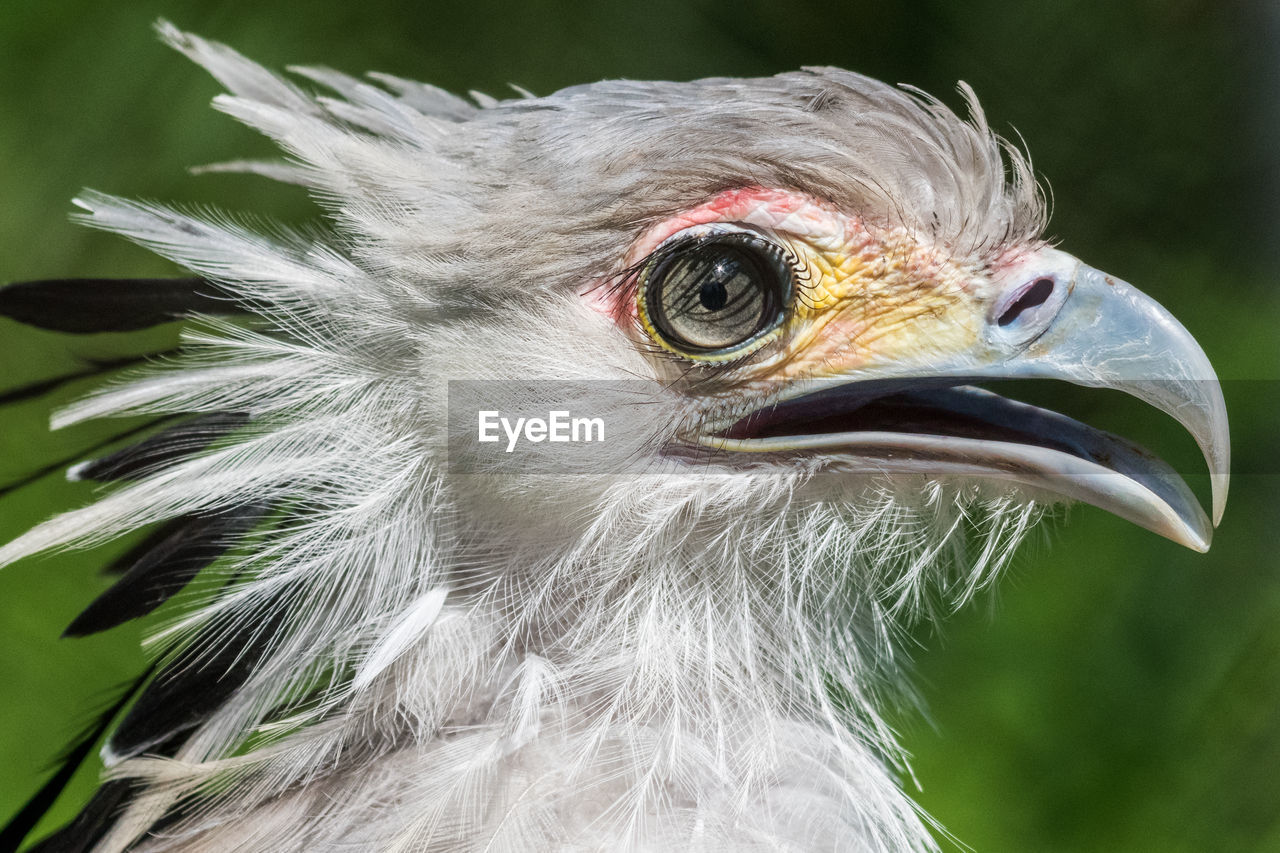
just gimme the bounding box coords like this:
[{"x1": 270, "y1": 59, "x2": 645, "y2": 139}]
[
  {"x1": 0, "y1": 666, "x2": 154, "y2": 853},
  {"x1": 107, "y1": 595, "x2": 288, "y2": 761},
  {"x1": 64, "y1": 502, "x2": 272, "y2": 638},
  {"x1": 21, "y1": 781, "x2": 138, "y2": 853},
  {"x1": 0, "y1": 277, "x2": 240, "y2": 333},
  {"x1": 70, "y1": 412, "x2": 250, "y2": 483}
]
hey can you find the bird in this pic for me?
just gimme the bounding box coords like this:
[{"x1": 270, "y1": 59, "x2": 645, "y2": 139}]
[{"x1": 0, "y1": 22, "x2": 1229, "y2": 853}]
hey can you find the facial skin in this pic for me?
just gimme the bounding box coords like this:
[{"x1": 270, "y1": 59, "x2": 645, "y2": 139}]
[
  {"x1": 598, "y1": 186, "x2": 1043, "y2": 385},
  {"x1": 575, "y1": 184, "x2": 1224, "y2": 551}
]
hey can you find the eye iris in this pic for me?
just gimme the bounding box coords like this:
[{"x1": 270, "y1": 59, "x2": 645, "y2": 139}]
[{"x1": 643, "y1": 234, "x2": 791, "y2": 356}]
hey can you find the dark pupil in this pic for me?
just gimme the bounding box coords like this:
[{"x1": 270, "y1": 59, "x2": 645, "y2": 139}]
[
  {"x1": 647, "y1": 236, "x2": 787, "y2": 352},
  {"x1": 699, "y1": 280, "x2": 728, "y2": 311}
]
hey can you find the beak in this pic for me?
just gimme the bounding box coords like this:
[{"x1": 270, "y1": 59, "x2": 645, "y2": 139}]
[{"x1": 700, "y1": 250, "x2": 1230, "y2": 552}]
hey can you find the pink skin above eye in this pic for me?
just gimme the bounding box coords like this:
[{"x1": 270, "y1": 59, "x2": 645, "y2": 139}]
[
  {"x1": 581, "y1": 186, "x2": 875, "y2": 324},
  {"x1": 581, "y1": 185, "x2": 1041, "y2": 327}
]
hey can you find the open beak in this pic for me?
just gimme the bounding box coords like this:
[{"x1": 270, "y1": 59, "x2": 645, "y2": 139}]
[{"x1": 700, "y1": 250, "x2": 1230, "y2": 552}]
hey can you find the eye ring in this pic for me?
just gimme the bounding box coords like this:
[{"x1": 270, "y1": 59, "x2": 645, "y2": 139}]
[{"x1": 637, "y1": 231, "x2": 795, "y2": 363}]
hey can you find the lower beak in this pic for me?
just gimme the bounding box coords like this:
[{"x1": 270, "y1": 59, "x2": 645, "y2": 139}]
[{"x1": 700, "y1": 255, "x2": 1230, "y2": 552}]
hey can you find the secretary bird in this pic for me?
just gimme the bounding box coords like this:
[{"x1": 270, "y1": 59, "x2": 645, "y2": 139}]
[{"x1": 0, "y1": 23, "x2": 1228, "y2": 853}]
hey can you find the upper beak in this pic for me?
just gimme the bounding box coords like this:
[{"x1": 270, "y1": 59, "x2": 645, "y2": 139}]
[{"x1": 701, "y1": 250, "x2": 1230, "y2": 552}]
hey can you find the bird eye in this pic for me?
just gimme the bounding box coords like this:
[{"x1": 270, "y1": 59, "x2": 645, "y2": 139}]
[{"x1": 638, "y1": 232, "x2": 793, "y2": 361}]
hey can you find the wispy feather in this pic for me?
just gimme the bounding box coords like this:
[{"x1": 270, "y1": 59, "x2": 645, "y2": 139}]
[{"x1": 0, "y1": 21, "x2": 1071, "y2": 853}]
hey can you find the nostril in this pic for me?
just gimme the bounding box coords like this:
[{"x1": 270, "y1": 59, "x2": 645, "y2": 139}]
[{"x1": 998, "y1": 277, "x2": 1055, "y2": 327}]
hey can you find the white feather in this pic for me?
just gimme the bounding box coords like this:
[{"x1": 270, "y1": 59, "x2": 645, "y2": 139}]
[
  {"x1": 2, "y1": 23, "x2": 1059, "y2": 853},
  {"x1": 354, "y1": 588, "x2": 450, "y2": 691}
]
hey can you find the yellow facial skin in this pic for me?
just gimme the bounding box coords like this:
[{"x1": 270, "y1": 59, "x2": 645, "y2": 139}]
[
  {"x1": 623, "y1": 185, "x2": 1003, "y2": 406},
  {"x1": 753, "y1": 232, "x2": 986, "y2": 389}
]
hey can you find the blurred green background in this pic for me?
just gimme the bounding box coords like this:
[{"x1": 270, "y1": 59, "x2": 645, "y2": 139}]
[{"x1": 1, "y1": 0, "x2": 1276, "y2": 850}]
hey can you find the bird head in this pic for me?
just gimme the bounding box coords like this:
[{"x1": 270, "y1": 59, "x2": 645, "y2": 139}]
[
  {"x1": 393, "y1": 65, "x2": 1228, "y2": 619},
  {"x1": 0, "y1": 25, "x2": 1231, "y2": 852}
]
